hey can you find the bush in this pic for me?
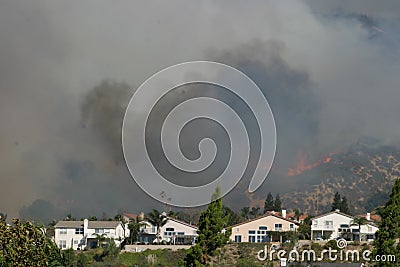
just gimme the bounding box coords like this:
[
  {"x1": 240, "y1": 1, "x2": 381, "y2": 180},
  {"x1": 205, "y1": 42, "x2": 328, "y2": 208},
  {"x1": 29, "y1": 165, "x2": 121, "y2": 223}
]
[
  {"x1": 236, "y1": 258, "x2": 263, "y2": 267},
  {"x1": 0, "y1": 219, "x2": 63, "y2": 266},
  {"x1": 76, "y1": 253, "x2": 90, "y2": 267},
  {"x1": 324, "y1": 240, "x2": 339, "y2": 250}
]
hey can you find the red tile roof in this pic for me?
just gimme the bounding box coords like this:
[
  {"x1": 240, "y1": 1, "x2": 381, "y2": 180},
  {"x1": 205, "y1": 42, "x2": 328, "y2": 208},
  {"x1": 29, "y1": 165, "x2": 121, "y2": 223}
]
[{"x1": 123, "y1": 213, "x2": 138, "y2": 220}]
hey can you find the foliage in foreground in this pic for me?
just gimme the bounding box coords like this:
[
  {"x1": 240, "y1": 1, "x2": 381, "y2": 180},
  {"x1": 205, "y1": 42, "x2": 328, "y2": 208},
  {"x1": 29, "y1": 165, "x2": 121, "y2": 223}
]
[
  {"x1": 373, "y1": 178, "x2": 400, "y2": 267},
  {"x1": 183, "y1": 188, "x2": 231, "y2": 266},
  {"x1": 0, "y1": 218, "x2": 63, "y2": 267}
]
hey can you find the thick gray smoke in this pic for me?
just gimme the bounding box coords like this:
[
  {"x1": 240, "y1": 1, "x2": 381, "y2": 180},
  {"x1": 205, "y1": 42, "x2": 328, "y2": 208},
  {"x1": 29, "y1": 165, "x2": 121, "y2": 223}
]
[{"x1": 0, "y1": 0, "x2": 399, "y2": 222}]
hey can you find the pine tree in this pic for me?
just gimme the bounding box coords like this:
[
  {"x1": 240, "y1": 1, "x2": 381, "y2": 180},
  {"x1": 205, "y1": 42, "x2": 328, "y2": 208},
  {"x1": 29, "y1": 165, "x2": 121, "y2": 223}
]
[
  {"x1": 264, "y1": 193, "x2": 274, "y2": 213},
  {"x1": 340, "y1": 196, "x2": 351, "y2": 215},
  {"x1": 274, "y1": 194, "x2": 282, "y2": 212},
  {"x1": 331, "y1": 192, "x2": 342, "y2": 211},
  {"x1": 184, "y1": 187, "x2": 231, "y2": 266},
  {"x1": 374, "y1": 179, "x2": 400, "y2": 267},
  {"x1": 240, "y1": 207, "x2": 250, "y2": 220}
]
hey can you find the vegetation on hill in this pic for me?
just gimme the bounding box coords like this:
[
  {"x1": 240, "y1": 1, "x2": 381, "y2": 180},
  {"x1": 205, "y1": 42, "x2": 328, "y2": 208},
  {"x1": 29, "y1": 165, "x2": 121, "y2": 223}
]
[{"x1": 281, "y1": 142, "x2": 400, "y2": 214}]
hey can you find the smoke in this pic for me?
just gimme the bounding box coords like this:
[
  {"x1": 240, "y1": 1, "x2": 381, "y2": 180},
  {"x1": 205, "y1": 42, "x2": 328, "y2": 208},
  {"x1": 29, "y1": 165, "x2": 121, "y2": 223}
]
[
  {"x1": 81, "y1": 80, "x2": 133, "y2": 164},
  {"x1": 0, "y1": 0, "x2": 399, "y2": 220}
]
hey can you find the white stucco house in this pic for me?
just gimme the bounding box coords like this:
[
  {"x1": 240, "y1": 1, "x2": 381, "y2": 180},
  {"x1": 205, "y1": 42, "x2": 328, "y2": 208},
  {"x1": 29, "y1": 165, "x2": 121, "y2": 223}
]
[
  {"x1": 138, "y1": 217, "x2": 198, "y2": 245},
  {"x1": 229, "y1": 210, "x2": 299, "y2": 243},
  {"x1": 311, "y1": 210, "x2": 378, "y2": 241},
  {"x1": 54, "y1": 219, "x2": 129, "y2": 250}
]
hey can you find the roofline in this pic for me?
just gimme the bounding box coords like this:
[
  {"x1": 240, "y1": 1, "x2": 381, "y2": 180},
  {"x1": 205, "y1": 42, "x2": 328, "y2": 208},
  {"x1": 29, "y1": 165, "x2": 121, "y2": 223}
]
[
  {"x1": 166, "y1": 216, "x2": 198, "y2": 229},
  {"x1": 312, "y1": 210, "x2": 354, "y2": 220},
  {"x1": 229, "y1": 213, "x2": 299, "y2": 228},
  {"x1": 142, "y1": 216, "x2": 198, "y2": 230},
  {"x1": 54, "y1": 220, "x2": 123, "y2": 228}
]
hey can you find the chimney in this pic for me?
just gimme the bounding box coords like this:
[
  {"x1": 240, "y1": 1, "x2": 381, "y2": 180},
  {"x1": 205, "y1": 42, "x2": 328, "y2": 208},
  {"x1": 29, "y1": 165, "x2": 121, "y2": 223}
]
[
  {"x1": 366, "y1": 213, "x2": 371, "y2": 221},
  {"x1": 139, "y1": 212, "x2": 144, "y2": 220},
  {"x1": 335, "y1": 209, "x2": 340, "y2": 213},
  {"x1": 282, "y1": 209, "x2": 287, "y2": 219},
  {"x1": 83, "y1": 219, "x2": 88, "y2": 233}
]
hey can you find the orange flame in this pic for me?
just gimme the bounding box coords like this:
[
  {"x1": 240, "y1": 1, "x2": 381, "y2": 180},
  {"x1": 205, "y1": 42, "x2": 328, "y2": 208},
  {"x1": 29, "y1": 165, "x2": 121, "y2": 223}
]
[{"x1": 287, "y1": 151, "x2": 334, "y2": 176}]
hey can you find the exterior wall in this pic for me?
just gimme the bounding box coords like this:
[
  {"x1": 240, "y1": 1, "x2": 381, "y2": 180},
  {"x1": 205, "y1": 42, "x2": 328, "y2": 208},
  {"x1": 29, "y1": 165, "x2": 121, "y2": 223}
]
[
  {"x1": 55, "y1": 228, "x2": 85, "y2": 250},
  {"x1": 311, "y1": 212, "x2": 379, "y2": 241},
  {"x1": 160, "y1": 219, "x2": 198, "y2": 243},
  {"x1": 140, "y1": 221, "x2": 157, "y2": 234},
  {"x1": 55, "y1": 220, "x2": 129, "y2": 250},
  {"x1": 311, "y1": 213, "x2": 353, "y2": 240},
  {"x1": 139, "y1": 218, "x2": 198, "y2": 244},
  {"x1": 85, "y1": 224, "x2": 127, "y2": 247},
  {"x1": 230, "y1": 216, "x2": 298, "y2": 243}
]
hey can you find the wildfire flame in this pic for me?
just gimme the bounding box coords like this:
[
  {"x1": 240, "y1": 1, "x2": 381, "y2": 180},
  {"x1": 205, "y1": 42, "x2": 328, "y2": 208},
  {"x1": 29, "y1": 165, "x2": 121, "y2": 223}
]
[{"x1": 287, "y1": 151, "x2": 334, "y2": 176}]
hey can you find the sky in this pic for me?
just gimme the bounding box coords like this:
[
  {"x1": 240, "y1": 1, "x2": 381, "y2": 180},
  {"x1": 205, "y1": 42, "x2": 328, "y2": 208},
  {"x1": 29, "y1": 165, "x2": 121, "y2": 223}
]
[{"x1": 1, "y1": 0, "x2": 400, "y2": 222}]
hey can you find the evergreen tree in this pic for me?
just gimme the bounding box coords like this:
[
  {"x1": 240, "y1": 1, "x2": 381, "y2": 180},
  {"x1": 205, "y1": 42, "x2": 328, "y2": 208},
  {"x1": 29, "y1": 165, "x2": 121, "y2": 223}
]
[
  {"x1": 264, "y1": 193, "x2": 274, "y2": 213},
  {"x1": 249, "y1": 206, "x2": 260, "y2": 219},
  {"x1": 274, "y1": 194, "x2": 282, "y2": 212},
  {"x1": 184, "y1": 188, "x2": 231, "y2": 266},
  {"x1": 293, "y1": 209, "x2": 302, "y2": 220},
  {"x1": 222, "y1": 206, "x2": 242, "y2": 226},
  {"x1": 373, "y1": 179, "x2": 400, "y2": 267},
  {"x1": 340, "y1": 196, "x2": 351, "y2": 215},
  {"x1": 240, "y1": 207, "x2": 250, "y2": 220},
  {"x1": 331, "y1": 192, "x2": 342, "y2": 211}
]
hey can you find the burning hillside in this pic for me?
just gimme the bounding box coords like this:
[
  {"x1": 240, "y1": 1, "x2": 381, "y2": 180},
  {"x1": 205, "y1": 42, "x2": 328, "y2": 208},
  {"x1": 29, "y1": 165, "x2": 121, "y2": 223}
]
[{"x1": 287, "y1": 151, "x2": 335, "y2": 176}]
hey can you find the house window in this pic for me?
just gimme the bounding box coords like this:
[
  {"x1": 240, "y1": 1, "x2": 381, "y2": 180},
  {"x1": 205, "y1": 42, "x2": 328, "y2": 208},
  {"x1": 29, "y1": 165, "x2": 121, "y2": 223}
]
[
  {"x1": 95, "y1": 228, "x2": 109, "y2": 234},
  {"x1": 59, "y1": 228, "x2": 67, "y2": 235},
  {"x1": 325, "y1": 221, "x2": 333, "y2": 229},
  {"x1": 75, "y1": 228, "x2": 84, "y2": 235},
  {"x1": 177, "y1": 232, "x2": 185, "y2": 236},
  {"x1": 313, "y1": 220, "x2": 318, "y2": 227},
  {"x1": 259, "y1": 226, "x2": 268, "y2": 230},
  {"x1": 58, "y1": 240, "x2": 66, "y2": 249},
  {"x1": 340, "y1": 224, "x2": 349, "y2": 228},
  {"x1": 274, "y1": 224, "x2": 283, "y2": 231},
  {"x1": 248, "y1": 230, "x2": 256, "y2": 234},
  {"x1": 290, "y1": 224, "x2": 294, "y2": 230},
  {"x1": 368, "y1": 226, "x2": 372, "y2": 232},
  {"x1": 74, "y1": 240, "x2": 79, "y2": 245},
  {"x1": 166, "y1": 227, "x2": 174, "y2": 231},
  {"x1": 234, "y1": 235, "x2": 242, "y2": 243},
  {"x1": 249, "y1": 236, "x2": 256, "y2": 243}
]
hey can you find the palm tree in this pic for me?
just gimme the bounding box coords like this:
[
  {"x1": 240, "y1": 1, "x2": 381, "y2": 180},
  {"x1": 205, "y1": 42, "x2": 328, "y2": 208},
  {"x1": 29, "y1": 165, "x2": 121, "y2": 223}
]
[
  {"x1": 94, "y1": 233, "x2": 108, "y2": 247},
  {"x1": 350, "y1": 217, "x2": 367, "y2": 241},
  {"x1": 147, "y1": 209, "x2": 167, "y2": 244},
  {"x1": 127, "y1": 217, "x2": 146, "y2": 244}
]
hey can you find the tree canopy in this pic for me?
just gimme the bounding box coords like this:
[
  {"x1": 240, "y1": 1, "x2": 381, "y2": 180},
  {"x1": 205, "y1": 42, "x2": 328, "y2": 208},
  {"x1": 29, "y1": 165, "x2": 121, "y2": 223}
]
[
  {"x1": 0, "y1": 218, "x2": 63, "y2": 266},
  {"x1": 373, "y1": 179, "x2": 400, "y2": 267},
  {"x1": 184, "y1": 188, "x2": 231, "y2": 266}
]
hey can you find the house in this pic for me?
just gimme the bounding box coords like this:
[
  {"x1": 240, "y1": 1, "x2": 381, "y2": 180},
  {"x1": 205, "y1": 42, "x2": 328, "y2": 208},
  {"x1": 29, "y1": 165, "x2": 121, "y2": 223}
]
[
  {"x1": 229, "y1": 210, "x2": 299, "y2": 243},
  {"x1": 138, "y1": 216, "x2": 198, "y2": 245},
  {"x1": 54, "y1": 219, "x2": 129, "y2": 250},
  {"x1": 123, "y1": 212, "x2": 144, "y2": 223},
  {"x1": 311, "y1": 210, "x2": 379, "y2": 241}
]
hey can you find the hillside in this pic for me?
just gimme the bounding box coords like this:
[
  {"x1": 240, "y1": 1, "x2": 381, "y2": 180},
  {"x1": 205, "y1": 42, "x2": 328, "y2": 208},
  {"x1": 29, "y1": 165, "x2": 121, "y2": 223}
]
[{"x1": 280, "y1": 138, "x2": 400, "y2": 214}]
